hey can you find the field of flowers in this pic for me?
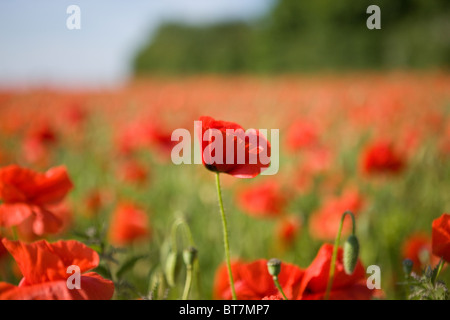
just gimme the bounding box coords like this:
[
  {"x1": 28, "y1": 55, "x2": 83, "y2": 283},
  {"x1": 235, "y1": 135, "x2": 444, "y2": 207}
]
[{"x1": 0, "y1": 72, "x2": 449, "y2": 300}]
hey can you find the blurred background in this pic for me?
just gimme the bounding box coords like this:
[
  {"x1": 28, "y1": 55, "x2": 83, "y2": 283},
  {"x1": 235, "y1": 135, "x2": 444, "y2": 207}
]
[{"x1": 0, "y1": 0, "x2": 448, "y2": 88}]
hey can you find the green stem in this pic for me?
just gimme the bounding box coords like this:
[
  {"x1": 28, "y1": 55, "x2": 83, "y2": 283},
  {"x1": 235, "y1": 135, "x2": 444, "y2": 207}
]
[
  {"x1": 324, "y1": 210, "x2": 356, "y2": 300},
  {"x1": 215, "y1": 172, "x2": 237, "y2": 300},
  {"x1": 432, "y1": 257, "x2": 445, "y2": 285},
  {"x1": 273, "y1": 276, "x2": 288, "y2": 300},
  {"x1": 182, "y1": 266, "x2": 193, "y2": 300}
]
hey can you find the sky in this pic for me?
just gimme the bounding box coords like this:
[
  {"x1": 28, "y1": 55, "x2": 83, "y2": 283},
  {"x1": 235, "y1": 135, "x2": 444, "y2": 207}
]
[{"x1": 0, "y1": 0, "x2": 274, "y2": 89}]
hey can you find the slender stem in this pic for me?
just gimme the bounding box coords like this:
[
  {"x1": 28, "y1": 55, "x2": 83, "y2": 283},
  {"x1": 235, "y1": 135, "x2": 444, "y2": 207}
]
[
  {"x1": 324, "y1": 210, "x2": 356, "y2": 300},
  {"x1": 182, "y1": 266, "x2": 193, "y2": 300},
  {"x1": 215, "y1": 172, "x2": 237, "y2": 300},
  {"x1": 273, "y1": 276, "x2": 288, "y2": 300},
  {"x1": 432, "y1": 257, "x2": 445, "y2": 285}
]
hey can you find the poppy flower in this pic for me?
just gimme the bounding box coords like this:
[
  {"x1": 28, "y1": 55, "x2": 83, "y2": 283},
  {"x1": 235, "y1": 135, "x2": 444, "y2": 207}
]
[
  {"x1": 118, "y1": 160, "x2": 149, "y2": 185},
  {"x1": 213, "y1": 259, "x2": 304, "y2": 300},
  {"x1": 16, "y1": 202, "x2": 73, "y2": 242},
  {"x1": 277, "y1": 216, "x2": 302, "y2": 246},
  {"x1": 109, "y1": 203, "x2": 150, "y2": 246},
  {"x1": 62, "y1": 103, "x2": 87, "y2": 128},
  {"x1": 22, "y1": 121, "x2": 58, "y2": 166},
  {"x1": 431, "y1": 213, "x2": 450, "y2": 262},
  {"x1": 360, "y1": 140, "x2": 405, "y2": 175},
  {"x1": 297, "y1": 244, "x2": 374, "y2": 300},
  {"x1": 198, "y1": 116, "x2": 271, "y2": 178},
  {"x1": 0, "y1": 165, "x2": 73, "y2": 236},
  {"x1": 402, "y1": 233, "x2": 441, "y2": 272},
  {"x1": 236, "y1": 181, "x2": 286, "y2": 218},
  {"x1": 309, "y1": 189, "x2": 364, "y2": 240},
  {"x1": 0, "y1": 239, "x2": 114, "y2": 300},
  {"x1": 286, "y1": 120, "x2": 319, "y2": 152},
  {"x1": 84, "y1": 189, "x2": 111, "y2": 217}
]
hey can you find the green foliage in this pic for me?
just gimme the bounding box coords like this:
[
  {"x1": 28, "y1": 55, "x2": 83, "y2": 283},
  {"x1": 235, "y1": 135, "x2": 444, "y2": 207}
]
[
  {"x1": 133, "y1": 0, "x2": 450, "y2": 74},
  {"x1": 403, "y1": 261, "x2": 449, "y2": 300}
]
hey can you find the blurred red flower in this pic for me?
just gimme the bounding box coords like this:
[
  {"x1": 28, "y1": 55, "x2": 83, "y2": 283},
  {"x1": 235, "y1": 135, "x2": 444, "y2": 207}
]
[
  {"x1": 118, "y1": 160, "x2": 149, "y2": 185},
  {"x1": 62, "y1": 103, "x2": 87, "y2": 128},
  {"x1": 0, "y1": 239, "x2": 114, "y2": 300},
  {"x1": 309, "y1": 189, "x2": 364, "y2": 240},
  {"x1": 360, "y1": 140, "x2": 405, "y2": 175},
  {"x1": 198, "y1": 116, "x2": 271, "y2": 178},
  {"x1": 213, "y1": 259, "x2": 304, "y2": 300},
  {"x1": 0, "y1": 165, "x2": 73, "y2": 236},
  {"x1": 84, "y1": 189, "x2": 112, "y2": 217},
  {"x1": 116, "y1": 119, "x2": 177, "y2": 159},
  {"x1": 286, "y1": 120, "x2": 319, "y2": 152},
  {"x1": 236, "y1": 181, "x2": 286, "y2": 218},
  {"x1": 22, "y1": 121, "x2": 58, "y2": 166},
  {"x1": 431, "y1": 213, "x2": 450, "y2": 262},
  {"x1": 277, "y1": 216, "x2": 302, "y2": 246},
  {"x1": 297, "y1": 244, "x2": 373, "y2": 300},
  {"x1": 109, "y1": 203, "x2": 150, "y2": 246},
  {"x1": 402, "y1": 233, "x2": 441, "y2": 272}
]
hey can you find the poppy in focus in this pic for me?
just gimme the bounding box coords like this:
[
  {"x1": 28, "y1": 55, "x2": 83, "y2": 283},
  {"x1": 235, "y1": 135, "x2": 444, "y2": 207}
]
[{"x1": 198, "y1": 116, "x2": 271, "y2": 178}]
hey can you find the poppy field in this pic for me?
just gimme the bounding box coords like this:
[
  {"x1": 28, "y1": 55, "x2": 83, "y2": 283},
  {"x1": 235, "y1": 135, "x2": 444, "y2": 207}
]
[{"x1": 0, "y1": 73, "x2": 449, "y2": 300}]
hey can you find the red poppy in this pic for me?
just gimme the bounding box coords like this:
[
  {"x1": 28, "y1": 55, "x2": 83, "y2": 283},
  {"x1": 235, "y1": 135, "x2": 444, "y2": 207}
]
[
  {"x1": 277, "y1": 216, "x2": 302, "y2": 246},
  {"x1": 402, "y1": 233, "x2": 441, "y2": 272},
  {"x1": 118, "y1": 160, "x2": 149, "y2": 185},
  {"x1": 17, "y1": 202, "x2": 73, "y2": 242},
  {"x1": 0, "y1": 165, "x2": 73, "y2": 236},
  {"x1": 297, "y1": 244, "x2": 373, "y2": 300},
  {"x1": 0, "y1": 239, "x2": 114, "y2": 300},
  {"x1": 309, "y1": 189, "x2": 364, "y2": 240},
  {"x1": 22, "y1": 121, "x2": 58, "y2": 166},
  {"x1": 236, "y1": 181, "x2": 286, "y2": 218},
  {"x1": 431, "y1": 213, "x2": 450, "y2": 262},
  {"x1": 116, "y1": 119, "x2": 177, "y2": 159},
  {"x1": 213, "y1": 259, "x2": 304, "y2": 300},
  {"x1": 84, "y1": 189, "x2": 111, "y2": 217},
  {"x1": 109, "y1": 203, "x2": 150, "y2": 246},
  {"x1": 198, "y1": 116, "x2": 271, "y2": 178},
  {"x1": 360, "y1": 140, "x2": 405, "y2": 175},
  {"x1": 62, "y1": 103, "x2": 87, "y2": 128},
  {"x1": 286, "y1": 120, "x2": 319, "y2": 152}
]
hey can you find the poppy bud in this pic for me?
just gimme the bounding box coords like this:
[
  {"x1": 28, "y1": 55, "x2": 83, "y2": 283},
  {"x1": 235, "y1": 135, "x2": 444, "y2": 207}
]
[
  {"x1": 165, "y1": 250, "x2": 178, "y2": 287},
  {"x1": 402, "y1": 258, "x2": 413, "y2": 275},
  {"x1": 267, "y1": 258, "x2": 282, "y2": 277},
  {"x1": 183, "y1": 246, "x2": 198, "y2": 268},
  {"x1": 343, "y1": 235, "x2": 359, "y2": 275}
]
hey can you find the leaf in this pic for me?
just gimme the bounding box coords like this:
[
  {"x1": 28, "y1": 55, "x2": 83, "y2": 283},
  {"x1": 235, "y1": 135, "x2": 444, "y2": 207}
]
[
  {"x1": 430, "y1": 258, "x2": 444, "y2": 285},
  {"x1": 94, "y1": 264, "x2": 113, "y2": 280},
  {"x1": 116, "y1": 255, "x2": 147, "y2": 279}
]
